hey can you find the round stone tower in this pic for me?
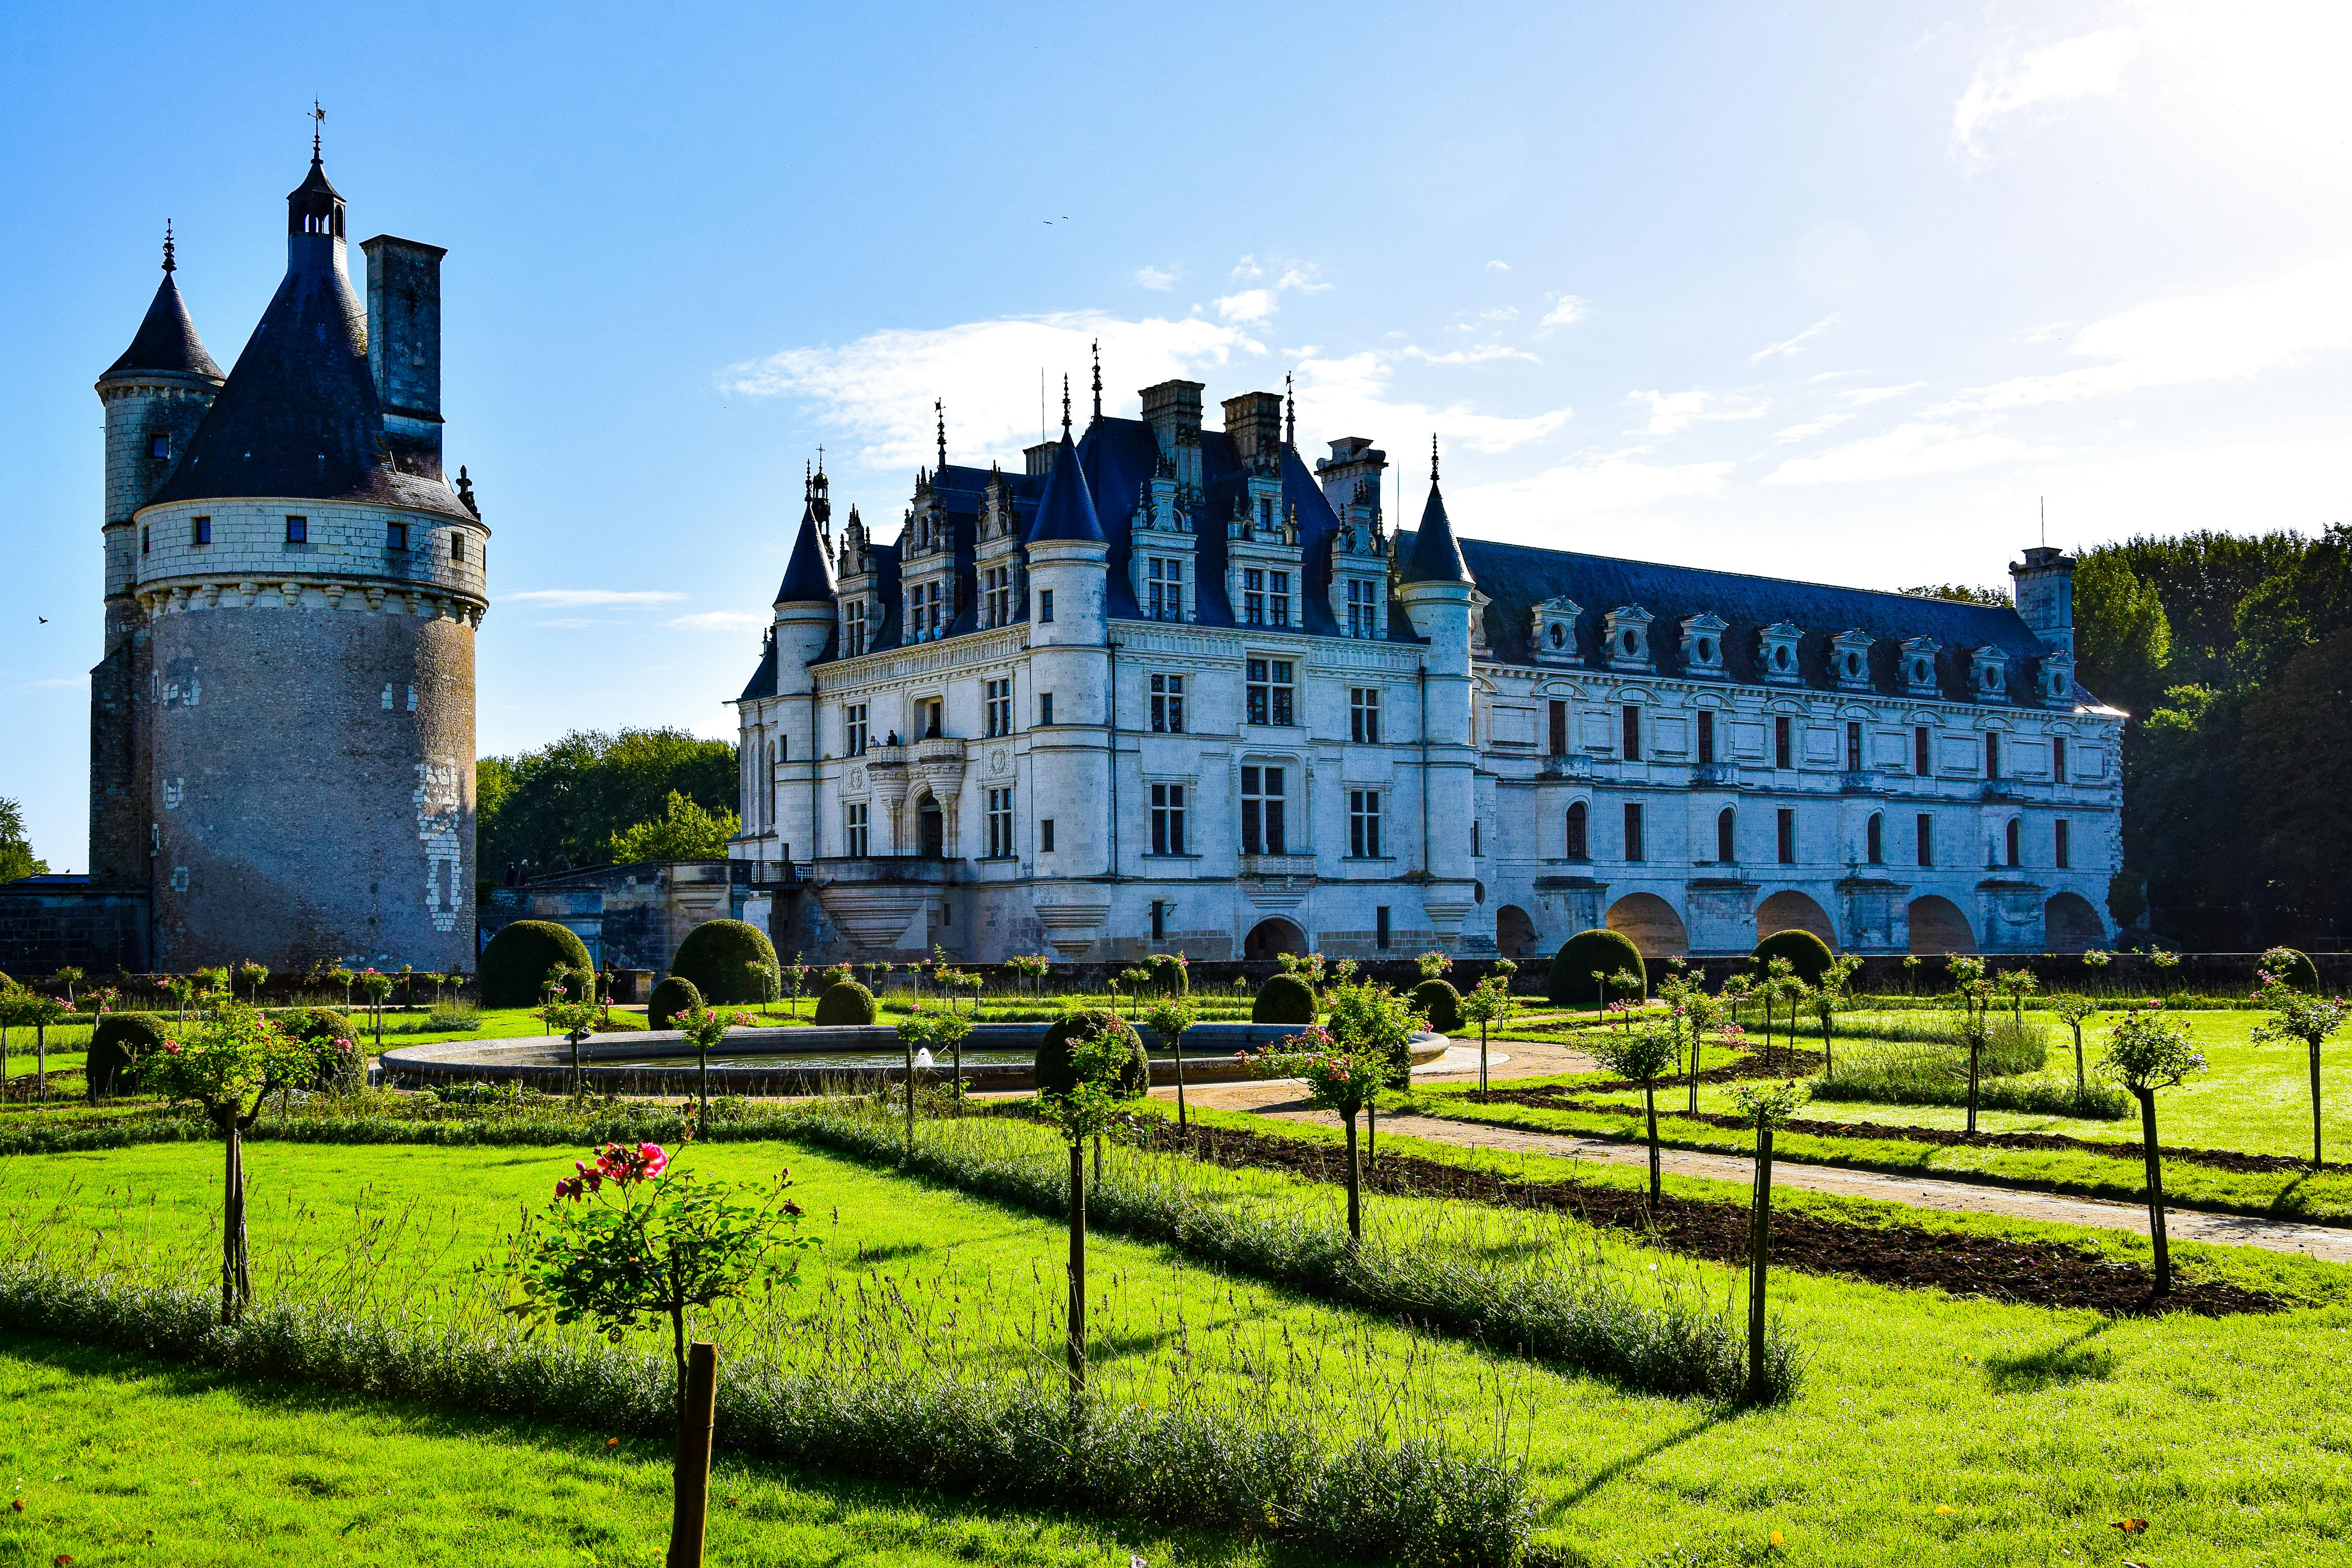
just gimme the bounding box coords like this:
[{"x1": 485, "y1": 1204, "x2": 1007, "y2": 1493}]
[{"x1": 121, "y1": 147, "x2": 486, "y2": 971}]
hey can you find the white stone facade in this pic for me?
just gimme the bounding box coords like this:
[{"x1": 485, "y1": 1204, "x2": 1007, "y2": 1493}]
[{"x1": 732, "y1": 383, "x2": 2121, "y2": 963}]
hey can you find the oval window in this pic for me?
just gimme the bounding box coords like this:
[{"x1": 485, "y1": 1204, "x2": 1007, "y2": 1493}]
[
  {"x1": 1846, "y1": 653, "x2": 1861, "y2": 676},
  {"x1": 1775, "y1": 645, "x2": 1791, "y2": 670},
  {"x1": 1698, "y1": 638, "x2": 1714, "y2": 662},
  {"x1": 1987, "y1": 667, "x2": 2002, "y2": 690},
  {"x1": 1621, "y1": 630, "x2": 1638, "y2": 655},
  {"x1": 1548, "y1": 622, "x2": 1566, "y2": 648},
  {"x1": 1913, "y1": 660, "x2": 1928, "y2": 682}
]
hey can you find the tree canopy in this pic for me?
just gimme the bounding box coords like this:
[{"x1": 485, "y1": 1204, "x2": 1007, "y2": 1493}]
[
  {"x1": 0, "y1": 798, "x2": 48, "y2": 885},
  {"x1": 478, "y1": 729, "x2": 737, "y2": 886}
]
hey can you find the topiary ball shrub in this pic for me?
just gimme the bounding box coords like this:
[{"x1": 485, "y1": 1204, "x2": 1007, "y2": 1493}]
[
  {"x1": 480, "y1": 920, "x2": 595, "y2": 1008},
  {"x1": 1410, "y1": 978, "x2": 1463, "y2": 1034},
  {"x1": 1253, "y1": 973, "x2": 1319, "y2": 1025},
  {"x1": 669, "y1": 919, "x2": 780, "y2": 1005},
  {"x1": 813, "y1": 980, "x2": 878, "y2": 1027},
  {"x1": 1549, "y1": 929, "x2": 1646, "y2": 1007},
  {"x1": 1033, "y1": 1009, "x2": 1150, "y2": 1100},
  {"x1": 278, "y1": 1007, "x2": 355, "y2": 1045},
  {"x1": 2265, "y1": 948, "x2": 2321, "y2": 992},
  {"x1": 1145, "y1": 953, "x2": 1189, "y2": 995},
  {"x1": 85, "y1": 1012, "x2": 165, "y2": 1100},
  {"x1": 1752, "y1": 929, "x2": 1835, "y2": 987},
  {"x1": 649, "y1": 976, "x2": 705, "y2": 1031}
]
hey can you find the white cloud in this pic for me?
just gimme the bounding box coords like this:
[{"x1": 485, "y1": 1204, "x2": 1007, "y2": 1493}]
[
  {"x1": 1538, "y1": 295, "x2": 1588, "y2": 332},
  {"x1": 1230, "y1": 255, "x2": 1264, "y2": 281},
  {"x1": 1272, "y1": 265, "x2": 1330, "y2": 294},
  {"x1": 1291, "y1": 351, "x2": 1571, "y2": 454},
  {"x1": 506, "y1": 588, "x2": 689, "y2": 607},
  {"x1": 1486, "y1": 259, "x2": 1510, "y2": 272},
  {"x1": 1953, "y1": 26, "x2": 2138, "y2": 159},
  {"x1": 1405, "y1": 343, "x2": 1541, "y2": 367},
  {"x1": 1940, "y1": 252, "x2": 2352, "y2": 411},
  {"x1": 722, "y1": 310, "x2": 1261, "y2": 465},
  {"x1": 1452, "y1": 450, "x2": 1735, "y2": 539},
  {"x1": 1135, "y1": 264, "x2": 1180, "y2": 290},
  {"x1": 1750, "y1": 314, "x2": 1840, "y2": 361},
  {"x1": 1764, "y1": 421, "x2": 2053, "y2": 486},
  {"x1": 1214, "y1": 289, "x2": 1279, "y2": 323},
  {"x1": 1772, "y1": 410, "x2": 1854, "y2": 444},
  {"x1": 1627, "y1": 390, "x2": 1769, "y2": 436},
  {"x1": 1844, "y1": 382, "x2": 1925, "y2": 406},
  {"x1": 667, "y1": 609, "x2": 771, "y2": 632}
]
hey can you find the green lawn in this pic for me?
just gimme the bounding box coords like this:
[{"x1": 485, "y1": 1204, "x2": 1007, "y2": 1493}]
[{"x1": 10, "y1": 1126, "x2": 2352, "y2": 1563}]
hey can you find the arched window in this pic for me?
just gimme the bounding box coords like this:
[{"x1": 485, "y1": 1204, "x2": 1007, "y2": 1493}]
[
  {"x1": 2005, "y1": 817, "x2": 2021, "y2": 867},
  {"x1": 1565, "y1": 801, "x2": 1588, "y2": 860},
  {"x1": 1716, "y1": 807, "x2": 1736, "y2": 863},
  {"x1": 1866, "y1": 812, "x2": 1884, "y2": 865}
]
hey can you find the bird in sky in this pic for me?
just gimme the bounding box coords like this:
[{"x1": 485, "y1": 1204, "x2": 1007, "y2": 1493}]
[{"x1": 36, "y1": 616, "x2": 47, "y2": 624}]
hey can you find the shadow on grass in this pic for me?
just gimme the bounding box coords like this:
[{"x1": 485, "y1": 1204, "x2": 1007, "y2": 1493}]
[
  {"x1": 1981, "y1": 1321, "x2": 2118, "y2": 1392},
  {"x1": 1549, "y1": 1411, "x2": 1729, "y2": 1517},
  {"x1": 0, "y1": 1331, "x2": 1289, "y2": 1565}
]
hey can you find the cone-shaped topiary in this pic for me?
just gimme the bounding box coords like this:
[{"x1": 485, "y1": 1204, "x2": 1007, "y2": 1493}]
[
  {"x1": 1033, "y1": 1009, "x2": 1150, "y2": 1100},
  {"x1": 85, "y1": 1012, "x2": 165, "y2": 1100},
  {"x1": 649, "y1": 976, "x2": 704, "y2": 1030},
  {"x1": 1751, "y1": 929, "x2": 1834, "y2": 987},
  {"x1": 2265, "y1": 947, "x2": 2321, "y2": 992},
  {"x1": 480, "y1": 920, "x2": 595, "y2": 1008},
  {"x1": 1549, "y1": 929, "x2": 1646, "y2": 1008},
  {"x1": 1253, "y1": 973, "x2": 1319, "y2": 1025},
  {"x1": 1145, "y1": 953, "x2": 1189, "y2": 995},
  {"x1": 669, "y1": 919, "x2": 780, "y2": 1005},
  {"x1": 1410, "y1": 978, "x2": 1463, "y2": 1034},
  {"x1": 813, "y1": 980, "x2": 879, "y2": 1026}
]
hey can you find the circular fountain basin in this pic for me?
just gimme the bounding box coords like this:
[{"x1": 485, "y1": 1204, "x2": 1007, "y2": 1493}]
[{"x1": 379, "y1": 1022, "x2": 1452, "y2": 1096}]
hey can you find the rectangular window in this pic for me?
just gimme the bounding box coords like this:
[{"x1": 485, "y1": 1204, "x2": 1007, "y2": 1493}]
[
  {"x1": 1151, "y1": 900, "x2": 1166, "y2": 941},
  {"x1": 1350, "y1": 687, "x2": 1381, "y2": 744},
  {"x1": 1622, "y1": 706, "x2": 1642, "y2": 760},
  {"x1": 1915, "y1": 726, "x2": 1931, "y2": 775},
  {"x1": 149, "y1": 432, "x2": 169, "y2": 459},
  {"x1": 985, "y1": 565, "x2": 1013, "y2": 627},
  {"x1": 1038, "y1": 588, "x2": 1054, "y2": 623},
  {"x1": 2053, "y1": 736, "x2": 2067, "y2": 782},
  {"x1": 1151, "y1": 784, "x2": 1187, "y2": 855},
  {"x1": 1241, "y1": 766, "x2": 1287, "y2": 855},
  {"x1": 983, "y1": 678, "x2": 1013, "y2": 739},
  {"x1": 1777, "y1": 808, "x2": 1795, "y2": 865},
  {"x1": 1040, "y1": 818, "x2": 1056, "y2": 853},
  {"x1": 1867, "y1": 813, "x2": 1884, "y2": 864},
  {"x1": 1269, "y1": 570, "x2": 1291, "y2": 628},
  {"x1": 1243, "y1": 568, "x2": 1266, "y2": 626},
  {"x1": 1348, "y1": 789, "x2": 1382, "y2": 857},
  {"x1": 1985, "y1": 732, "x2": 2001, "y2": 779},
  {"x1": 1347, "y1": 578, "x2": 1379, "y2": 638},
  {"x1": 1150, "y1": 673, "x2": 1185, "y2": 734},
  {"x1": 1038, "y1": 691, "x2": 1054, "y2": 727},
  {"x1": 451, "y1": 531, "x2": 465, "y2": 562},
  {"x1": 1147, "y1": 556, "x2": 1184, "y2": 622},
  {"x1": 1472, "y1": 819, "x2": 1482, "y2": 857},
  {"x1": 845, "y1": 802, "x2": 869, "y2": 857},
  {"x1": 985, "y1": 787, "x2": 1015, "y2": 858},
  {"x1": 1549, "y1": 700, "x2": 1569, "y2": 758},
  {"x1": 192, "y1": 516, "x2": 211, "y2": 546},
  {"x1": 285, "y1": 515, "x2": 307, "y2": 544},
  {"x1": 1846, "y1": 721, "x2": 1862, "y2": 773},
  {"x1": 387, "y1": 521, "x2": 408, "y2": 552},
  {"x1": 141, "y1": 525, "x2": 149, "y2": 555},
  {"x1": 1775, "y1": 716, "x2": 1793, "y2": 769},
  {"x1": 921, "y1": 699, "x2": 942, "y2": 739},
  {"x1": 2055, "y1": 818, "x2": 2071, "y2": 869},
  {"x1": 1696, "y1": 710, "x2": 1715, "y2": 765},
  {"x1": 844, "y1": 703, "x2": 868, "y2": 757},
  {"x1": 1916, "y1": 813, "x2": 1934, "y2": 867},
  {"x1": 1245, "y1": 659, "x2": 1294, "y2": 726},
  {"x1": 1624, "y1": 803, "x2": 1645, "y2": 862},
  {"x1": 845, "y1": 601, "x2": 867, "y2": 657},
  {"x1": 1376, "y1": 906, "x2": 1391, "y2": 950}
]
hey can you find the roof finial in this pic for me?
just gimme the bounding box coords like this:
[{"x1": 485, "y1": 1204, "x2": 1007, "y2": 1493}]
[
  {"x1": 936, "y1": 398, "x2": 947, "y2": 471},
  {"x1": 1430, "y1": 433, "x2": 1441, "y2": 483},
  {"x1": 1285, "y1": 374, "x2": 1295, "y2": 448},
  {"x1": 162, "y1": 219, "x2": 175, "y2": 275},
  {"x1": 310, "y1": 99, "x2": 325, "y2": 164},
  {"x1": 1091, "y1": 339, "x2": 1102, "y2": 421},
  {"x1": 1062, "y1": 373, "x2": 1072, "y2": 437},
  {"x1": 815, "y1": 444, "x2": 825, "y2": 476},
  {"x1": 805, "y1": 458, "x2": 813, "y2": 501}
]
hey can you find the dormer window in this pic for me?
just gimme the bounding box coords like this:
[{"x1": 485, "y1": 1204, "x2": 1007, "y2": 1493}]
[
  {"x1": 1602, "y1": 605, "x2": 1654, "y2": 673},
  {"x1": 1831, "y1": 629, "x2": 1874, "y2": 692},
  {"x1": 1759, "y1": 622, "x2": 1804, "y2": 686},
  {"x1": 1531, "y1": 595, "x2": 1584, "y2": 666},
  {"x1": 1680, "y1": 612, "x2": 1728, "y2": 676},
  {"x1": 2037, "y1": 654, "x2": 2074, "y2": 706},
  {"x1": 1900, "y1": 636, "x2": 1940, "y2": 697},
  {"x1": 1969, "y1": 646, "x2": 2011, "y2": 704}
]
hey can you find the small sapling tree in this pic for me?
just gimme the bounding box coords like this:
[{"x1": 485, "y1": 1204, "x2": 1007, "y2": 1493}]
[
  {"x1": 1731, "y1": 1076, "x2": 1809, "y2": 1405},
  {"x1": 678, "y1": 1002, "x2": 755, "y2": 1126},
  {"x1": 1034, "y1": 1012, "x2": 1139, "y2": 1400},
  {"x1": 509, "y1": 1140, "x2": 810, "y2": 1565},
  {"x1": 20, "y1": 990, "x2": 71, "y2": 1098},
  {"x1": 540, "y1": 969, "x2": 602, "y2": 1098},
  {"x1": 1142, "y1": 993, "x2": 1200, "y2": 1131},
  {"x1": 2051, "y1": 993, "x2": 2101, "y2": 1102},
  {"x1": 1589, "y1": 1017, "x2": 1681, "y2": 1211},
  {"x1": 1456, "y1": 975, "x2": 1514, "y2": 1094},
  {"x1": 2250, "y1": 953, "x2": 2347, "y2": 1170},
  {"x1": 1117, "y1": 965, "x2": 1153, "y2": 1017},
  {"x1": 2100, "y1": 1010, "x2": 2206, "y2": 1294},
  {"x1": 1005, "y1": 951, "x2": 1050, "y2": 1001},
  {"x1": 51, "y1": 966, "x2": 84, "y2": 1008},
  {"x1": 744, "y1": 958, "x2": 778, "y2": 1019},
  {"x1": 234, "y1": 960, "x2": 269, "y2": 1007},
  {"x1": 1811, "y1": 955, "x2": 1862, "y2": 1077},
  {"x1": 135, "y1": 1004, "x2": 334, "y2": 1322},
  {"x1": 357, "y1": 969, "x2": 396, "y2": 1049},
  {"x1": 1994, "y1": 966, "x2": 2039, "y2": 1034}
]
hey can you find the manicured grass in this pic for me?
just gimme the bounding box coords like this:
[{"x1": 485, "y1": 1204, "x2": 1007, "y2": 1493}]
[
  {"x1": 13, "y1": 1126, "x2": 2352, "y2": 1562},
  {"x1": 0, "y1": 1334, "x2": 1236, "y2": 1568}
]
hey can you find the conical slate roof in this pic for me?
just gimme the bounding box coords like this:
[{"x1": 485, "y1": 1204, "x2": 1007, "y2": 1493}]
[
  {"x1": 102, "y1": 271, "x2": 222, "y2": 383},
  {"x1": 773, "y1": 503, "x2": 837, "y2": 603},
  {"x1": 1399, "y1": 476, "x2": 1473, "y2": 585},
  {"x1": 1025, "y1": 432, "x2": 1103, "y2": 543}
]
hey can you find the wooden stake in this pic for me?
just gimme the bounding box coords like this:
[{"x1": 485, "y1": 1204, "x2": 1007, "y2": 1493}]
[{"x1": 668, "y1": 1340, "x2": 718, "y2": 1567}]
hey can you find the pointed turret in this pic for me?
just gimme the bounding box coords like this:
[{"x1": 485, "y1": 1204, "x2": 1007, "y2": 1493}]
[
  {"x1": 774, "y1": 487, "x2": 838, "y2": 606},
  {"x1": 1025, "y1": 430, "x2": 1103, "y2": 543},
  {"x1": 101, "y1": 226, "x2": 223, "y2": 385},
  {"x1": 1399, "y1": 436, "x2": 1473, "y2": 586}
]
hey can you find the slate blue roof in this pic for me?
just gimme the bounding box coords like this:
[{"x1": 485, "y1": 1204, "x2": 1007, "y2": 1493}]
[
  {"x1": 1027, "y1": 432, "x2": 1103, "y2": 543},
  {"x1": 1401, "y1": 531, "x2": 2095, "y2": 706},
  {"x1": 737, "y1": 633, "x2": 778, "y2": 701},
  {"x1": 773, "y1": 503, "x2": 837, "y2": 603},
  {"x1": 102, "y1": 270, "x2": 222, "y2": 383},
  {"x1": 1400, "y1": 479, "x2": 1472, "y2": 586}
]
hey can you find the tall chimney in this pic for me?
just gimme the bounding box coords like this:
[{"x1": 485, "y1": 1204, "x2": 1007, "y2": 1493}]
[
  {"x1": 362, "y1": 234, "x2": 447, "y2": 474},
  {"x1": 1222, "y1": 390, "x2": 1283, "y2": 465}
]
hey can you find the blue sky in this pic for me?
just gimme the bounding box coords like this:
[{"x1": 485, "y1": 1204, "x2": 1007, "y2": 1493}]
[{"x1": 6, "y1": 1, "x2": 2348, "y2": 870}]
